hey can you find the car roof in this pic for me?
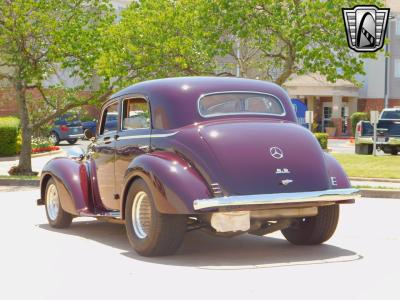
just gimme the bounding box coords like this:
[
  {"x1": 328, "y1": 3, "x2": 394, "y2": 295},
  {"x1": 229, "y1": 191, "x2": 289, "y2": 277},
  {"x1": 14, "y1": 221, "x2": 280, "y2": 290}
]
[
  {"x1": 108, "y1": 77, "x2": 296, "y2": 129},
  {"x1": 382, "y1": 108, "x2": 400, "y2": 111}
]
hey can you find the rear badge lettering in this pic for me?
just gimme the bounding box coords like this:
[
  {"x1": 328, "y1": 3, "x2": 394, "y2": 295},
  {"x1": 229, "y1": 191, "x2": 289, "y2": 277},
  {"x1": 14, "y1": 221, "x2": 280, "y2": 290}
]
[
  {"x1": 276, "y1": 168, "x2": 290, "y2": 174},
  {"x1": 331, "y1": 177, "x2": 338, "y2": 186}
]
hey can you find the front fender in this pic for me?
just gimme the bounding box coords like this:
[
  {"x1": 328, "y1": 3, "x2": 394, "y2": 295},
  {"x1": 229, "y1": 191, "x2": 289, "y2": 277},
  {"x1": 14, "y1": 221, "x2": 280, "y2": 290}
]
[
  {"x1": 324, "y1": 153, "x2": 351, "y2": 189},
  {"x1": 122, "y1": 151, "x2": 211, "y2": 215},
  {"x1": 40, "y1": 157, "x2": 91, "y2": 215}
]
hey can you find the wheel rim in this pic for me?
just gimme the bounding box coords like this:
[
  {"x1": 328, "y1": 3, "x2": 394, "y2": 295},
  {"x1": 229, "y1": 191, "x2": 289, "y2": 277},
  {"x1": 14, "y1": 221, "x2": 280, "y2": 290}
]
[
  {"x1": 131, "y1": 191, "x2": 152, "y2": 239},
  {"x1": 49, "y1": 133, "x2": 57, "y2": 144},
  {"x1": 46, "y1": 184, "x2": 60, "y2": 221}
]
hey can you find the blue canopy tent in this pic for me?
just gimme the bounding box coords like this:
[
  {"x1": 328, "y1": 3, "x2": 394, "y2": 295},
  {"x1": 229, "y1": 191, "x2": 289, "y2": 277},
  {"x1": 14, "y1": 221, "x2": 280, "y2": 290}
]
[{"x1": 290, "y1": 99, "x2": 308, "y2": 128}]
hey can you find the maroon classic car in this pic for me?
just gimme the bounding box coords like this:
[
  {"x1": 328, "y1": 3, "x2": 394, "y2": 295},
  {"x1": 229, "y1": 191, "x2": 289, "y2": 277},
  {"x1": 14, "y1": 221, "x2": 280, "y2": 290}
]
[{"x1": 38, "y1": 77, "x2": 359, "y2": 256}]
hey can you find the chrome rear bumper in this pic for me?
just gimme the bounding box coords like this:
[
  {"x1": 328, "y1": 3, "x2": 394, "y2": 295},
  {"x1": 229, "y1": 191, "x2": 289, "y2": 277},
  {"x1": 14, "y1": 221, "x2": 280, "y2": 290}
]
[{"x1": 193, "y1": 188, "x2": 360, "y2": 211}]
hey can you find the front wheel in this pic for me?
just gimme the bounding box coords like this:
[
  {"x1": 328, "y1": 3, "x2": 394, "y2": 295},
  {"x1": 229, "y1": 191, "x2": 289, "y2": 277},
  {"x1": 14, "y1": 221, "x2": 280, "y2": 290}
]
[
  {"x1": 391, "y1": 148, "x2": 398, "y2": 155},
  {"x1": 45, "y1": 178, "x2": 73, "y2": 228},
  {"x1": 125, "y1": 179, "x2": 187, "y2": 256},
  {"x1": 84, "y1": 129, "x2": 94, "y2": 139},
  {"x1": 281, "y1": 205, "x2": 339, "y2": 245}
]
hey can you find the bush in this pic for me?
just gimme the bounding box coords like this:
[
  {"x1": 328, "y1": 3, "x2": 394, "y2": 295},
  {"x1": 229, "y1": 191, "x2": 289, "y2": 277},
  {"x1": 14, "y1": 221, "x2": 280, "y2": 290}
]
[
  {"x1": 314, "y1": 133, "x2": 328, "y2": 150},
  {"x1": 0, "y1": 117, "x2": 20, "y2": 156},
  {"x1": 350, "y1": 112, "x2": 369, "y2": 135}
]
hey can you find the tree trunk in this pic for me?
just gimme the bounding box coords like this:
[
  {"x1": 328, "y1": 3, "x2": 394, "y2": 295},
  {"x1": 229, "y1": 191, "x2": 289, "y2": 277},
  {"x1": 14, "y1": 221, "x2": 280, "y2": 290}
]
[{"x1": 14, "y1": 78, "x2": 34, "y2": 175}]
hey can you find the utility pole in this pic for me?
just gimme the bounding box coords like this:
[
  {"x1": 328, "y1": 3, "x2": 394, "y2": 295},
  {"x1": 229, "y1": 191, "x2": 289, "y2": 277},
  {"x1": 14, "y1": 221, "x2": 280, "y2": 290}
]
[{"x1": 384, "y1": 16, "x2": 395, "y2": 108}]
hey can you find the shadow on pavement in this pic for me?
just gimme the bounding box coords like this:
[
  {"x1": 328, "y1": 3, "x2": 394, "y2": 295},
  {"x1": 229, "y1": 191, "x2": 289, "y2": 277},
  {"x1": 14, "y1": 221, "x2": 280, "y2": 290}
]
[{"x1": 39, "y1": 220, "x2": 362, "y2": 269}]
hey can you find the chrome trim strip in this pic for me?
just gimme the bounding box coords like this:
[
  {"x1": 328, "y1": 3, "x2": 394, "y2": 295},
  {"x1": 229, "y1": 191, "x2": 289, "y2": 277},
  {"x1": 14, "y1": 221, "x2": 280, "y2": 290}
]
[
  {"x1": 67, "y1": 134, "x2": 84, "y2": 138},
  {"x1": 117, "y1": 132, "x2": 178, "y2": 140},
  {"x1": 193, "y1": 188, "x2": 359, "y2": 211},
  {"x1": 197, "y1": 91, "x2": 287, "y2": 119}
]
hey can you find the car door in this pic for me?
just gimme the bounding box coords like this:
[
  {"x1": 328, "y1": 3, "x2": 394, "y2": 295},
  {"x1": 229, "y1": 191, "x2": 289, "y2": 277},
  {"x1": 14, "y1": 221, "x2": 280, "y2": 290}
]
[
  {"x1": 92, "y1": 101, "x2": 119, "y2": 210},
  {"x1": 115, "y1": 97, "x2": 151, "y2": 199}
]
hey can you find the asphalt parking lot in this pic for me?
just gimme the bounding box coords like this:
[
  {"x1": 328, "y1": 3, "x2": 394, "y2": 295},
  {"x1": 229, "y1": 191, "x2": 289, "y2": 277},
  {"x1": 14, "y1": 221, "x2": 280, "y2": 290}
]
[{"x1": 1, "y1": 186, "x2": 399, "y2": 300}]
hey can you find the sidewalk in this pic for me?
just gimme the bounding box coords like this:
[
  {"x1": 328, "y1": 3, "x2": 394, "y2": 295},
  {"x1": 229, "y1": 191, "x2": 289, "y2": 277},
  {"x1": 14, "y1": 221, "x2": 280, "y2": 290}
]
[{"x1": 0, "y1": 151, "x2": 66, "y2": 176}]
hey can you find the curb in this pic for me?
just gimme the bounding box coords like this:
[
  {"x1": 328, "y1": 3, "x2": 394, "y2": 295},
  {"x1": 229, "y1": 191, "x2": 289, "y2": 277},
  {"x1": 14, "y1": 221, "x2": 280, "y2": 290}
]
[
  {"x1": 360, "y1": 189, "x2": 400, "y2": 199},
  {"x1": 350, "y1": 177, "x2": 400, "y2": 183},
  {"x1": 0, "y1": 178, "x2": 39, "y2": 187}
]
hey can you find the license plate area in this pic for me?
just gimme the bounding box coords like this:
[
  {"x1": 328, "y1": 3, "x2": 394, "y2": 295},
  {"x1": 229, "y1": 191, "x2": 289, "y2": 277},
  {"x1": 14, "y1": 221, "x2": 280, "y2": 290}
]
[
  {"x1": 210, "y1": 211, "x2": 250, "y2": 232},
  {"x1": 377, "y1": 136, "x2": 386, "y2": 143}
]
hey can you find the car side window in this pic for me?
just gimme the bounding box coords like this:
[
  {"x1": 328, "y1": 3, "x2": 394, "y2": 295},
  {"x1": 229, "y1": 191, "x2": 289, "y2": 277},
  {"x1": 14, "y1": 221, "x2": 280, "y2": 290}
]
[
  {"x1": 99, "y1": 102, "x2": 119, "y2": 135},
  {"x1": 122, "y1": 98, "x2": 150, "y2": 130}
]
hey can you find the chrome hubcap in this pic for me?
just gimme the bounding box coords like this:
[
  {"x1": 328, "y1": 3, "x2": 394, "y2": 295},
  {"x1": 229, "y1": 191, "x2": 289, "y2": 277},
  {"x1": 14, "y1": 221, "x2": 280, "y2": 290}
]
[
  {"x1": 46, "y1": 184, "x2": 60, "y2": 221},
  {"x1": 131, "y1": 191, "x2": 152, "y2": 239}
]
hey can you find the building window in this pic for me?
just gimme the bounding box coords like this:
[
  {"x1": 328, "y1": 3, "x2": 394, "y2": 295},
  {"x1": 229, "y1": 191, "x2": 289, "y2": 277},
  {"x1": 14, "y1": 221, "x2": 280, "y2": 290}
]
[{"x1": 395, "y1": 58, "x2": 400, "y2": 78}]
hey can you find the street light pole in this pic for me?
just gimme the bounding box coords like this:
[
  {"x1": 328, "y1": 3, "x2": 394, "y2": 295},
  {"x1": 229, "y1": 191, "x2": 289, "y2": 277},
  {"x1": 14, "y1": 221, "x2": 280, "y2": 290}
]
[{"x1": 384, "y1": 17, "x2": 395, "y2": 109}]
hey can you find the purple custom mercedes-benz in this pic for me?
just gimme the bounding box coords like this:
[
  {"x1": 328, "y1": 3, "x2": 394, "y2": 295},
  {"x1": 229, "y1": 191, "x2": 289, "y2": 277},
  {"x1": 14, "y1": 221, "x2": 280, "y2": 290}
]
[{"x1": 38, "y1": 77, "x2": 359, "y2": 256}]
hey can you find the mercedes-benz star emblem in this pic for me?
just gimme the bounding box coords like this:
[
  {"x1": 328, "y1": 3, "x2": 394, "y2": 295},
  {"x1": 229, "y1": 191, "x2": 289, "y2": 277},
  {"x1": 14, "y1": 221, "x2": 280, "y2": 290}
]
[{"x1": 270, "y1": 147, "x2": 284, "y2": 160}]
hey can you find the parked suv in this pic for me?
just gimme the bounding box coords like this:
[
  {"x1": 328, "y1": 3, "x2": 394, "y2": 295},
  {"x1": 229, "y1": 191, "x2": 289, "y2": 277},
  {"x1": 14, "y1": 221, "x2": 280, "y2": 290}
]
[
  {"x1": 49, "y1": 114, "x2": 84, "y2": 145},
  {"x1": 355, "y1": 108, "x2": 400, "y2": 155}
]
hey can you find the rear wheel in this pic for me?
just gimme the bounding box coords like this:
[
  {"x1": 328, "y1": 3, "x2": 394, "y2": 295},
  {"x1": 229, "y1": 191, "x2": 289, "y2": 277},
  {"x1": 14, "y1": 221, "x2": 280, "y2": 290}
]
[
  {"x1": 281, "y1": 205, "x2": 339, "y2": 245},
  {"x1": 125, "y1": 179, "x2": 187, "y2": 256},
  {"x1": 67, "y1": 139, "x2": 78, "y2": 145},
  {"x1": 45, "y1": 178, "x2": 73, "y2": 228}
]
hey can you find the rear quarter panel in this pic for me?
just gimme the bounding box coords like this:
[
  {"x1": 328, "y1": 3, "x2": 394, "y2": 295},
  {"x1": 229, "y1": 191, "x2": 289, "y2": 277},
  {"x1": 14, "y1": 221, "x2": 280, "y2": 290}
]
[{"x1": 122, "y1": 151, "x2": 211, "y2": 215}]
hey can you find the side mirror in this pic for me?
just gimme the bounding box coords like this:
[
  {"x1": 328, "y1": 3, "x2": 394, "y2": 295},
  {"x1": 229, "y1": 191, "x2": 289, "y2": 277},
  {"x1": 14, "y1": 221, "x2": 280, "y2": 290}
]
[{"x1": 66, "y1": 146, "x2": 86, "y2": 161}]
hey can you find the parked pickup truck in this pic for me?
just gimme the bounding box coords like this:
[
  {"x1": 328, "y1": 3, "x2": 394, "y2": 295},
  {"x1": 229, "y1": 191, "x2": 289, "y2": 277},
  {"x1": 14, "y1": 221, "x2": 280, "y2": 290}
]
[{"x1": 355, "y1": 108, "x2": 400, "y2": 155}]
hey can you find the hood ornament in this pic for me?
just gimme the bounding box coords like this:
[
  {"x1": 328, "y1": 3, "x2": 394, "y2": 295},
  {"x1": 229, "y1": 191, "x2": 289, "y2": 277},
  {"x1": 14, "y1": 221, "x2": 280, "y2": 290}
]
[{"x1": 270, "y1": 147, "x2": 284, "y2": 159}]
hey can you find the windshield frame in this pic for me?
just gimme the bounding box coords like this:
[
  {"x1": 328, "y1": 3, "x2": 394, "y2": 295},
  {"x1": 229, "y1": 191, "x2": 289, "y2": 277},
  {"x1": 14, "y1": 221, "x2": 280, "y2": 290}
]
[{"x1": 197, "y1": 91, "x2": 286, "y2": 119}]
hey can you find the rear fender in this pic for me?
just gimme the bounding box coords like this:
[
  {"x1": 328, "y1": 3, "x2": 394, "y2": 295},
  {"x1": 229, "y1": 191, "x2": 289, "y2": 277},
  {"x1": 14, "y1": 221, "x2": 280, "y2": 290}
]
[
  {"x1": 40, "y1": 157, "x2": 92, "y2": 215},
  {"x1": 324, "y1": 153, "x2": 351, "y2": 189},
  {"x1": 121, "y1": 152, "x2": 211, "y2": 216}
]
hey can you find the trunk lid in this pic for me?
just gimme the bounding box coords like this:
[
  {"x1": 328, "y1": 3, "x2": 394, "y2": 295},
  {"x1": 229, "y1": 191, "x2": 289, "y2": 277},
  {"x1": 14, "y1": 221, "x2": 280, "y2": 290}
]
[{"x1": 198, "y1": 119, "x2": 330, "y2": 195}]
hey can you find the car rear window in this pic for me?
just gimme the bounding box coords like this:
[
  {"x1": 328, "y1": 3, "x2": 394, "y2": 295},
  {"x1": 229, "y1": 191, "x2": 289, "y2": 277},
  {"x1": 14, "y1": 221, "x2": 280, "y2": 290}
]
[
  {"x1": 381, "y1": 110, "x2": 400, "y2": 120},
  {"x1": 198, "y1": 92, "x2": 285, "y2": 117}
]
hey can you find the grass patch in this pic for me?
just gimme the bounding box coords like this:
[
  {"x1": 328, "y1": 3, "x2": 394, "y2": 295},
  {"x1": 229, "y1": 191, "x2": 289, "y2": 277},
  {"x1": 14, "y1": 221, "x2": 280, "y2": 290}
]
[
  {"x1": 352, "y1": 185, "x2": 400, "y2": 190},
  {"x1": 0, "y1": 175, "x2": 39, "y2": 180},
  {"x1": 332, "y1": 153, "x2": 400, "y2": 179}
]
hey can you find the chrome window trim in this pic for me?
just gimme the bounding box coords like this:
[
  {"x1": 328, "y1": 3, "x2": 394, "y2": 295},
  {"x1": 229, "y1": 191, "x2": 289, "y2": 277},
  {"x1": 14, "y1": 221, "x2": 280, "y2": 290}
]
[
  {"x1": 197, "y1": 91, "x2": 287, "y2": 119},
  {"x1": 193, "y1": 188, "x2": 359, "y2": 210},
  {"x1": 120, "y1": 95, "x2": 152, "y2": 132},
  {"x1": 98, "y1": 100, "x2": 119, "y2": 136}
]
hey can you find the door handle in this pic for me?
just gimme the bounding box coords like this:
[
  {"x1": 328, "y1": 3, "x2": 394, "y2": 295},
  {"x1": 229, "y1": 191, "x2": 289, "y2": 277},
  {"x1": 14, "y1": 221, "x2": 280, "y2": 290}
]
[
  {"x1": 114, "y1": 134, "x2": 119, "y2": 141},
  {"x1": 103, "y1": 136, "x2": 111, "y2": 141}
]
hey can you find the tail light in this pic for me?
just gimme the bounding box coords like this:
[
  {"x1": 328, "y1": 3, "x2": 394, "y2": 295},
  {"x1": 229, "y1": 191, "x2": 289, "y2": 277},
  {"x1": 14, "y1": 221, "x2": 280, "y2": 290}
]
[
  {"x1": 60, "y1": 125, "x2": 69, "y2": 132},
  {"x1": 356, "y1": 123, "x2": 361, "y2": 135}
]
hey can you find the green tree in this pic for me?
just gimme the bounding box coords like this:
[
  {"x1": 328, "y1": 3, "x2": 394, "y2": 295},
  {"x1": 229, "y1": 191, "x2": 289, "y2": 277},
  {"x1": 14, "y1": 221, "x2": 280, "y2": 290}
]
[
  {"x1": 0, "y1": 0, "x2": 113, "y2": 175},
  {"x1": 96, "y1": 0, "x2": 227, "y2": 89},
  {"x1": 211, "y1": 0, "x2": 383, "y2": 84}
]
